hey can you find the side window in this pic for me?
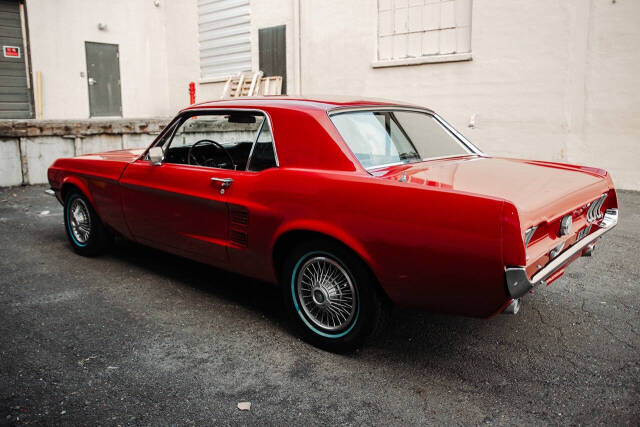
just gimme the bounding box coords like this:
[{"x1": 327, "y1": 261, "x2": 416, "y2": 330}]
[
  {"x1": 247, "y1": 119, "x2": 277, "y2": 171},
  {"x1": 162, "y1": 112, "x2": 264, "y2": 170}
]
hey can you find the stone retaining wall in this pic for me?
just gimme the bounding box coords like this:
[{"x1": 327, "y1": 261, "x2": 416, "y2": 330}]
[{"x1": 0, "y1": 118, "x2": 170, "y2": 186}]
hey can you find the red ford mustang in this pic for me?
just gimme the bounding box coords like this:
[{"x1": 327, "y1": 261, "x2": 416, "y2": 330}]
[{"x1": 47, "y1": 97, "x2": 618, "y2": 351}]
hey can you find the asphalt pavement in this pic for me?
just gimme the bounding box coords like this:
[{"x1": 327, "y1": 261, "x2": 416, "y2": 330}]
[{"x1": 1, "y1": 185, "x2": 638, "y2": 425}]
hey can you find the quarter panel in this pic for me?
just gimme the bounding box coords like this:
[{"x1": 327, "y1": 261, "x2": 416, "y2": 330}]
[{"x1": 232, "y1": 168, "x2": 506, "y2": 317}]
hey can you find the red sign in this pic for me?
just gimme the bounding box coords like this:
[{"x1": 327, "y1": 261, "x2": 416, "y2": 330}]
[{"x1": 3, "y1": 46, "x2": 20, "y2": 58}]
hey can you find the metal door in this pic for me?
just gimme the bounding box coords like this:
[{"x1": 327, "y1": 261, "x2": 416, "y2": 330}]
[
  {"x1": 85, "y1": 41, "x2": 121, "y2": 117},
  {"x1": 0, "y1": 0, "x2": 33, "y2": 119},
  {"x1": 259, "y1": 25, "x2": 287, "y2": 94}
]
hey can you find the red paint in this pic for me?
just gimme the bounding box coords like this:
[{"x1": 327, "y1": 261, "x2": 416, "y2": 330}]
[
  {"x1": 189, "y1": 81, "x2": 195, "y2": 105},
  {"x1": 47, "y1": 97, "x2": 618, "y2": 318}
]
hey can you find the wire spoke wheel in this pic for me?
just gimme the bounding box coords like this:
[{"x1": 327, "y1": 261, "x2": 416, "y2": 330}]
[
  {"x1": 296, "y1": 256, "x2": 357, "y2": 332},
  {"x1": 69, "y1": 198, "x2": 92, "y2": 244}
]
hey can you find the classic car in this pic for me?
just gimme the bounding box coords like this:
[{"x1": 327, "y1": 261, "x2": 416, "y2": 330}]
[{"x1": 47, "y1": 96, "x2": 618, "y2": 352}]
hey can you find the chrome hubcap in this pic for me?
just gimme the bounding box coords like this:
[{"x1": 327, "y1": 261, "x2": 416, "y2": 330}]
[
  {"x1": 296, "y1": 256, "x2": 357, "y2": 331},
  {"x1": 69, "y1": 198, "x2": 91, "y2": 244}
]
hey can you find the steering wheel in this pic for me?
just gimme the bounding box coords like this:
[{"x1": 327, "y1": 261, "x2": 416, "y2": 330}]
[{"x1": 187, "y1": 139, "x2": 236, "y2": 169}]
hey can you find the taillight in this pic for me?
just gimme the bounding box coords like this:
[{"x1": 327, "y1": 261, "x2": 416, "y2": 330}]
[{"x1": 586, "y1": 193, "x2": 608, "y2": 222}]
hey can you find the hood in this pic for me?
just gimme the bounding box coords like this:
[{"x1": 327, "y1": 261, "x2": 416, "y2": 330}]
[
  {"x1": 76, "y1": 148, "x2": 145, "y2": 162},
  {"x1": 373, "y1": 155, "x2": 612, "y2": 227}
]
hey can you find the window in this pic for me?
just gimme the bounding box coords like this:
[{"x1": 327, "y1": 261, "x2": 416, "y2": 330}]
[
  {"x1": 247, "y1": 119, "x2": 277, "y2": 171},
  {"x1": 375, "y1": 0, "x2": 472, "y2": 67},
  {"x1": 162, "y1": 111, "x2": 276, "y2": 171},
  {"x1": 330, "y1": 110, "x2": 470, "y2": 169},
  {"x1": 198, "y1": 0, "x2": 251, "y2": 79}
]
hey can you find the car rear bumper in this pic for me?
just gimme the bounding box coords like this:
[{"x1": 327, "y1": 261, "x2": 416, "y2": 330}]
[{"x1": 505, "y1": 208, "x2": 618, "y2": 299}]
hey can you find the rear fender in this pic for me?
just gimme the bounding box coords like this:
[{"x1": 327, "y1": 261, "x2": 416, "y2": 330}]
[
  {"x1": 271, "y1": 219, "x2": 378, "y2": 279},
  {"x1": 502, "y1": 200, "x2": 526, "y2": 267}
]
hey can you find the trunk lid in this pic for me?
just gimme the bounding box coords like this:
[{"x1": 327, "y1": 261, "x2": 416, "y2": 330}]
[{"x1": 372, "y1": 155, "x2": 612, "y2": 227}]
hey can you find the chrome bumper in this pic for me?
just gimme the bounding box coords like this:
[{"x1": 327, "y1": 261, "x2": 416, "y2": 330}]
[{"x1": 505, "y1": 208, "x2": 618, "y2": 299}]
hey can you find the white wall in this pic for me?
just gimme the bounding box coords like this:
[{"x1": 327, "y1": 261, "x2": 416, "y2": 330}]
[
  {"x1": 21, "y1": 0, "x2": 640, "y2": 189},
  {"x1": 26, "y1": 0, "x2": 199, "y2": 119},
  {"x1": 219, "y1": 0, "x2": 638, "y2": 190}
]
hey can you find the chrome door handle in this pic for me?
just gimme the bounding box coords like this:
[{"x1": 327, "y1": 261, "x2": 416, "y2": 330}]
[{"x1": 211, "y1": 177, "x2": 233, "y2": 188}]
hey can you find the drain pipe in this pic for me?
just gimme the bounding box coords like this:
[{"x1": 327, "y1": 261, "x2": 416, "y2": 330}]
[{"x1": 293, "y1": 0, "x2": 302, "y2": 95}]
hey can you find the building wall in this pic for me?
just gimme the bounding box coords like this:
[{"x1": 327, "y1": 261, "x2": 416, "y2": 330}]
[
  {"x1": 12, "y1": 0, "x2": 640, "y2": 190},
  {"x1": 25, "y1": 0, "x2": 199, "y2": 119},
  {"x1": 196, "y1": 0, "x2": 640, "y2": 190}
]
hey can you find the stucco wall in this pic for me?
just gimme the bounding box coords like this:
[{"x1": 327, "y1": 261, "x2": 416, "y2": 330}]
[
  {"x1": 200, "y1": 0, "x2": 637, "y2": 189},
  {"x1": 25, "y1": 0, "x2": 199, "y2": 119},
  {"x1": 17, "y1": 0, "x2": 640, "y2": 189}
]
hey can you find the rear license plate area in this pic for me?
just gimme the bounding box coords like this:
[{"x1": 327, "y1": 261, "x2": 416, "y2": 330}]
[{"x1": 577, "y1": 224, "x2": 592, "y2": 241}]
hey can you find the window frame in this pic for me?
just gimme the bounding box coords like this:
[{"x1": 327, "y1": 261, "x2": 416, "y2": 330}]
[
  {"x1": 327, "y1": 106, "x2": 484, "y2": 171},
  {"x1": 144, "y1": 108, "x2": 279, "y2": 173},
  {"x1": 374, "y1": 0, "x2": 473, "y2": 68}
]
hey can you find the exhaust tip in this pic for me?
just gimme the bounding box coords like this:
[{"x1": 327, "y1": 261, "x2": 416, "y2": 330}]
[
  {"x1": 582, "y1": 242, "x2": 596, "y2": 257},
  {"x1": 503, "y1": 299, "x2": 520, "y2": 315}
]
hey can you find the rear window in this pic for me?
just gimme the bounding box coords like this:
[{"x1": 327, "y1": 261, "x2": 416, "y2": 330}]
[{"x1": 330, "y1": 110, "x2": 470, "y2": 169}]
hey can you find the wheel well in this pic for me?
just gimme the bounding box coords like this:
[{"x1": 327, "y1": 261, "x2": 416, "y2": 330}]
[
  {"x1": 61, "y1": 183, "x2": 82, "y2": 202},
  {"x1": 272, "y1": 230, "x2": 391, "y2": 303}
]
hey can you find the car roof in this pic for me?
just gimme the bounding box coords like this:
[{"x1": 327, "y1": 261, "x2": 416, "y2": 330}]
[{"x1": 182, "y1": 95, "x2": 430, "y2": 113}]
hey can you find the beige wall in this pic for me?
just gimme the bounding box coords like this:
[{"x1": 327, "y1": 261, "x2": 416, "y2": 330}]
[
  {"x1": 25, "y1": 0, "x2": 199, "y2": 119},
  {"x1": 198, "y1": 0, "x2": 640, "y2": 189},
  {"x1": 22, "y1": 0, "x2": 640, "y2": 189}
]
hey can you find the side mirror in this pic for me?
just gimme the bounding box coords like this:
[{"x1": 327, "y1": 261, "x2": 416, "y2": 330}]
[{"x1": 148, "y1": 146, "x2": 164, "y2": 166}]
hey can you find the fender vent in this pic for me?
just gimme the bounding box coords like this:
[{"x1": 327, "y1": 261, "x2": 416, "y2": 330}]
[{"x1": 229, "y1": 205, "x2": 249, "y2": 248}]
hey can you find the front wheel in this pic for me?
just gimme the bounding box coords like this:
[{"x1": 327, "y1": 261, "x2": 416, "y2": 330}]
[
  {"x1": 64, "y1": 190, "x2": 110, "y2": 256},
  {"x1": 281, "y1": 239, "x2": 387, "y2": 352}
]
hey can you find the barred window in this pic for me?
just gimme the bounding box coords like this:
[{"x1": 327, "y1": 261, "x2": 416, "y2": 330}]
[{"x1": 377, "y1": 0, "x2": 472, "y2": 62}]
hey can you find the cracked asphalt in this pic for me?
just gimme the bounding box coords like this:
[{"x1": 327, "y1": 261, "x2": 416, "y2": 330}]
[{"x1": 0, "y1": 185, "x2": 638, "y2": 425}]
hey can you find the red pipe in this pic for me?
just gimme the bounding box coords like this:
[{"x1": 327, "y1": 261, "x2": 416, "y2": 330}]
[{"x1": 189, "y1": 82, "x2": 196, "y2": 105}]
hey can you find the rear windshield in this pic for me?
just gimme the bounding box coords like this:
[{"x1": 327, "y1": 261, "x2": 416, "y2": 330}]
[{"x1": 330, "y1": 110, "x2": 470, "y2": 169}]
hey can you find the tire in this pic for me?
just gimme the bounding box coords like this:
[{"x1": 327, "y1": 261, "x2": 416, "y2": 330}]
[
  {"x1": 64, "y1": 190, "x2": 110, "y2": 256},
  {"x1": 281, "y1": 238, "x2": 388, "y2": 353}
]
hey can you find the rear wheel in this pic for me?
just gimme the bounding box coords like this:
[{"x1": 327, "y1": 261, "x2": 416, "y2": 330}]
[
  {"x1": 281, "y1": 238, "x2": 387, "y2": 352},
  {"x1": 64, "y1": 190, "x2": 110, "y2": 256}
]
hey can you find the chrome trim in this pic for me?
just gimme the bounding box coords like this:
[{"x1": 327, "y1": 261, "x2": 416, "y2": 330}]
[
  {"x1": 144, "y1": 108, "x2": 280, "y2": 170},
  {"x1": 502, "y1": 299, "x2": 520, "y2": 315},
  {"x1": 559, "y1": 215, "x2": 572, "y2": 236},
  {"x1": 586, "y1": 193, "x2": 607, "y2": 223},
  {"x1": 505, "y1": 208, "x2": 618, "y2": 299},
  {"x1": 549, "y1": 241, "x2": 565, "y2": 259},
  {"x1": 524, "y1": 226, "x2": 537, "y2": 246},
  {"x1": 245, "y1": 117, "x2": 266, "y2": 171},
  {"x1": 367, "y1": 154, "x2": 480, "y2": 172},
  {"x1": 210, "y1": 177, "x2": 233, "y2": 188},
  {"x1": 296, "y1": 255, "x2": 357, "y2": 331},
  {"x1": 524, "y1": 225, "x2": 538, "y2": 260}
]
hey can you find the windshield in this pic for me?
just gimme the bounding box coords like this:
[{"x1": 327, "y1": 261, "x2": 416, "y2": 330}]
[{"x1": 330, "y1": 110, "x2": 471, "y2": 169}]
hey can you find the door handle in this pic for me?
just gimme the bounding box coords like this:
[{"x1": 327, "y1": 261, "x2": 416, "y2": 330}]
[
  {"x1": 211, "y1": 177, "x2": 233, "y2": 187},
  {"x1": 211, "y1": 177, "x2": 233, "y2": 194}
]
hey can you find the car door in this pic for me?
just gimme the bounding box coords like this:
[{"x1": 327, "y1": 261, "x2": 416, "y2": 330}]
[
  {"x1": 119, "y1": 159, "x2": 231, "y2": 265},
  {"x1": 118, "y1": 110, "x2": 274, "y2": 267}
]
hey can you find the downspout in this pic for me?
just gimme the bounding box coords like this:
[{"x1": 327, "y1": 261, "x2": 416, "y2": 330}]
[{"x1": 293, "y1": 0, "x2": 302, "y2": 95}]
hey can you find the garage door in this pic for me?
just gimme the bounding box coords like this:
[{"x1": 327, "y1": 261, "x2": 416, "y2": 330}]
[{"x1": 0, "y1": 0, "x2": 32, "y2": 119}]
